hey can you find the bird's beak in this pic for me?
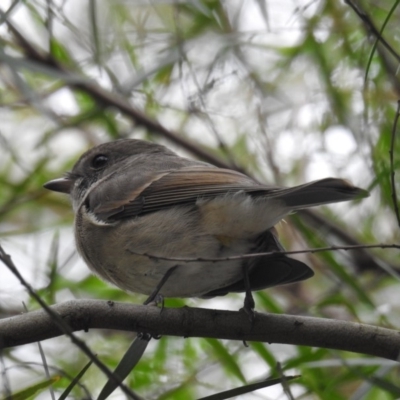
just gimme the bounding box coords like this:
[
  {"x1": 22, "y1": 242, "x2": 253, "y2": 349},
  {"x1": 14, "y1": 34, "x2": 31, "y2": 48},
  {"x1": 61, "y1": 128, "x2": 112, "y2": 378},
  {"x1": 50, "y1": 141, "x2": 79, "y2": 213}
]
[{"x1": 43, "y1": 177, "x2": 73, "y2": 194}]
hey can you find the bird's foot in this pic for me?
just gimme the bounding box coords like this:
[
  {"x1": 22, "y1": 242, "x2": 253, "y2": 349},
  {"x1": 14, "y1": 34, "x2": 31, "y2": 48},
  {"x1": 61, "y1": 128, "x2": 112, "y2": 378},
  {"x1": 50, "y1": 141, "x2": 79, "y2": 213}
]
[{"x1": 241, "y1": 290, "x2": 256, "y2": 324}]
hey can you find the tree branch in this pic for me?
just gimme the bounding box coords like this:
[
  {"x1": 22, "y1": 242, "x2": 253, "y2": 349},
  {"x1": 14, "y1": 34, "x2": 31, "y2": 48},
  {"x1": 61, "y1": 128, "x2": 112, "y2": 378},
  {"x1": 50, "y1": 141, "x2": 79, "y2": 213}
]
[
  {"x1": 293, "y1": 211, "x2": 397, "y2": 273},
  {"x1": 127, "y1": 243, "x2": 400, "y2": 263},
  {"x1": 0, "y1": 245, "x2": 140, "y2": 399},
  {"x1": 345, "y1": 0, "x2": 400, "y2": 96},
  {"x1": 1, "y1": 14, "x2": 237, "y2": 172},
  {"x1": 1, "y1": 300, "x2": 399, "y2": 362},
  {"x1": 390, "y1": 100, "x2": 400, "y2": 229}
]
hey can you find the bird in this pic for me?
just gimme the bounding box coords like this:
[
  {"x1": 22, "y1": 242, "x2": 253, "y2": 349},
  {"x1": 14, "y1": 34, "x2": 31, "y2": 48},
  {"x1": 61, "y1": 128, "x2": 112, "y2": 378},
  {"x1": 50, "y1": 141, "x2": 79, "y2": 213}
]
[{"x1": 44, "y1": 139, "x2": 368, "y2": 308}]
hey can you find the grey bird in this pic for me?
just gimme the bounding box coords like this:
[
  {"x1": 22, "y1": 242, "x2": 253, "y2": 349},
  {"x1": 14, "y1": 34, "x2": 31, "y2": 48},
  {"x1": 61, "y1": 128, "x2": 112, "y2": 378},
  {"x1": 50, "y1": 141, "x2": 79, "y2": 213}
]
[{"x1": 44, "y1": 139, "x2": 368, "y2": 305}]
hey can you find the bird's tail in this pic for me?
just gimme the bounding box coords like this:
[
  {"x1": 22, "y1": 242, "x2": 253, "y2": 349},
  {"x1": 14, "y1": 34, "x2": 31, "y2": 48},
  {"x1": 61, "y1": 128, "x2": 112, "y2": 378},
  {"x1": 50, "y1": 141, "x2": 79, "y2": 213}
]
[{"x1": 270, "y1": 178, "x2": 369, "y2": 210}]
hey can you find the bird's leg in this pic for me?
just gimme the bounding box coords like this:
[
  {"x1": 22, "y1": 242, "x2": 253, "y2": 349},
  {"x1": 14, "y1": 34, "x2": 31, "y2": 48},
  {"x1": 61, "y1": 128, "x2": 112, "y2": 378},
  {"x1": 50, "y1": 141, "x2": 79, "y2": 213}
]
[
  {"x1": 242, "y1": 264, "x2": 256, "y2": 323},
  {"x1": 113, "y1": 266, "x2": 178, "y2": 389},
  {"x1": 140, "y1": 265, "x2": 178, "y2": 340},
  {"x1": 143, "y1": 265, "x2": 178, "y2": 306}
]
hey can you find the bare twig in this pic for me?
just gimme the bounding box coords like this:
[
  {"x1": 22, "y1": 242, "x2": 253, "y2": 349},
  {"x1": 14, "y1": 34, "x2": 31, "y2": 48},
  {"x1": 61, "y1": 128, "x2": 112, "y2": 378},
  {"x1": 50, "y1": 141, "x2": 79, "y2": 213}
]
[
  {"x1": 390, "y1": 100, "x2": 400, "y2": 229},
  {"x1": 344, "y1": 0, "x2": 400, "y2": 62},
  {"x1": 127, "y1": 243, "x2": 400, "y2": 263},
  {"x1": 1, "y1": 13, "x2": 238, "y2": 172},
  {"x1": 0, "y1": 0, "x2": 19, "y2": 27},
  {"x1": 276, "y1": 362, "x2": 295, "y2": 400},
  {"x1": 1, "y1": 300, "x2": 400, "y2": 362},
  {"x1": 22, "y1": 301, "x2": 55, "y2": 400},
  {"x1": 0, "y1": 244, "x2": 141, "y2": 400},
  {"x1": 345, "y1": 0, "x2": 400, "y2": 96},
  {"x1": 0, "y1": 352, "x2": 11, "y2": 398},
  {"x1": 293, "y1": 211, "x2": 397, "y2": 273}
]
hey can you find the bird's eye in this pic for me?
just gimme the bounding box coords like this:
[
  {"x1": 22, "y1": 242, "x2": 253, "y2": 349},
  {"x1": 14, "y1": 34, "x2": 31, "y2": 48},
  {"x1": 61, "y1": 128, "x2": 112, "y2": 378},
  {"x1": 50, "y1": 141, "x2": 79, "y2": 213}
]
[{"x1": 90, "y1": 154, "x2": 108, "y2": 170}]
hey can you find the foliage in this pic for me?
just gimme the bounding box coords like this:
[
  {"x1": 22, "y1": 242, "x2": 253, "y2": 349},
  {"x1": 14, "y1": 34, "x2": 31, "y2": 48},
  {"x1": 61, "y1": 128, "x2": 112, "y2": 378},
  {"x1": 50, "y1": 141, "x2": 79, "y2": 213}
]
[{"x1": 0, "y1": 0, "x2": 399, "y2": 399}]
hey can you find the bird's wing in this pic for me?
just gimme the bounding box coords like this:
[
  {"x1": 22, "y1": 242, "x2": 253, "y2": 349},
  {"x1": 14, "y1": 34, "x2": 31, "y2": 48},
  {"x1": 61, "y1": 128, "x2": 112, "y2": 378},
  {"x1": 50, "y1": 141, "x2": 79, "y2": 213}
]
[
  {"x1": 86, "y1": 166, "x2": 271, "y2": 221},
  {"x1": 201, "y1": 229, "x2": 314, "y2": 297},
  {"x1": 86, "y1": 166, "x2": 368, "y2": 221}
]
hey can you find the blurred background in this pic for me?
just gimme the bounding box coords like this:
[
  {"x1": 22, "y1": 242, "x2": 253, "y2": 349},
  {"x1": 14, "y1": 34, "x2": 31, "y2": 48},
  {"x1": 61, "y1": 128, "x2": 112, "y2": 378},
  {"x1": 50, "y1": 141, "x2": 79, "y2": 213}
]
[{"x1": 0, "y1": 0, "x2": 399, "y2": 398}]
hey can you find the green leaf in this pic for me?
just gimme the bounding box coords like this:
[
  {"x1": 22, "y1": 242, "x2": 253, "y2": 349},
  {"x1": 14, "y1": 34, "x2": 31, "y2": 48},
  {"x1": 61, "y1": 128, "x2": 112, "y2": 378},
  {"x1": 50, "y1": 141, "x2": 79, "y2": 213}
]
[
  {"x1": 97, "y1": 335, "x2": 149, "y2": 400},
  {"x1": 198, "y1": 375, "x2": 299, "y2": 400},
  {"x1": 50, "y1": 39, "x2": 74, "y2": 66},
  {"x1": 3, "y1": 377, "x2": 60, "y2": 400},
  {"x1": 204, "y1": 339, "x2": 246, "y2": 384},
  {"x1": 58, "y1": 360, "x2": 93, "y2": 400}
]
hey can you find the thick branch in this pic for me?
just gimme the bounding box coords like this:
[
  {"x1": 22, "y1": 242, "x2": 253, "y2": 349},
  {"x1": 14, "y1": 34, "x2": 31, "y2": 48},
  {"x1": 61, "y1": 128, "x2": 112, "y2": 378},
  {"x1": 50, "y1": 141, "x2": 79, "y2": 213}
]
[{"x1": 1, "y1": 300, "x2": 399, "y2": 362}]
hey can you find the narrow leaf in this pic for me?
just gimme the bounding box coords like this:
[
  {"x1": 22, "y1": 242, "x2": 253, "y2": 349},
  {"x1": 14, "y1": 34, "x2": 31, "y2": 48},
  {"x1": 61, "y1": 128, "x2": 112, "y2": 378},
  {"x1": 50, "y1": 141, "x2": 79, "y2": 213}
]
[
  {"x1": 97, "y1": 335, "x2": 149, "y2": 400},
  {"x1": 198, "y1": 375, "x2": 299, "y2": 400}
]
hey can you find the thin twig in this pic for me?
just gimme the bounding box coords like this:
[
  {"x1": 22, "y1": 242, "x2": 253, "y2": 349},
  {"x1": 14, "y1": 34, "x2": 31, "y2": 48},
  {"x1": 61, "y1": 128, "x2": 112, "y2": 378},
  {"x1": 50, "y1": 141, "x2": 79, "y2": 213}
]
[
  {"x1": 0, "y1": 244, "x2": 141, "y2": 400},
  {"x1": 276, "y1": 362, "x2": 295, "y2": 400},
  {"x1": 345, "y1": 0, "x2": 400, "y2": 96},
  {"x1": 294, "y1": 211, "x2": 394, "y2": 273},
  {"x1": 0, "y1": 0, "x2": 19, "y2": 27},
  {"x1": 1, "y1": 13, "x2": 238, "y2": 172},
  {"x1": 390, "y1": 100, "x2": 400, "y2": 229},
  {"x1": 127, "y1": 243, "x2": 400, "y2": 263},
  {"x1": 22, "y1": 301, "x2": 56, "y2": 400},
  {"x1": 363, "y1": 0, "x2": 400, "y2": 85},
  {"x1": 344, "y1": 0, "x2": 400, "y2": 62},
  {"x1": 0, "y1": 352, "x2": 11, "y2": 398}
]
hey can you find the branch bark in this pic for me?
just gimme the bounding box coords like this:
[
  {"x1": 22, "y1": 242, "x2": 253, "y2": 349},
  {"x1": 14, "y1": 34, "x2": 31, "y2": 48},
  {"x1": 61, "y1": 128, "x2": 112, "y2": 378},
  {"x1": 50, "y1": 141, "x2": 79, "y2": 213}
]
[{"x1": 1, "y1": 300, "x2": 399, "y2": 362}]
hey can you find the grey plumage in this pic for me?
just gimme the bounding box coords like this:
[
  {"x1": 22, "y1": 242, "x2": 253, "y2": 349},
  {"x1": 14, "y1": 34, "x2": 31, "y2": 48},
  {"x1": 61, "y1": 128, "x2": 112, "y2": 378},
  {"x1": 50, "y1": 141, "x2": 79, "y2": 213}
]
[{"x1": 44, "y1": 139, "x2": 369, "y2": 298}]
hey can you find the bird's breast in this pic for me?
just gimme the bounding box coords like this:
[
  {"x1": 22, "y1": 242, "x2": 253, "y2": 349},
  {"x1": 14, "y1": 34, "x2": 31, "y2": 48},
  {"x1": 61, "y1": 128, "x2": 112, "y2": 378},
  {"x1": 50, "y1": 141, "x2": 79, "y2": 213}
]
[{"x1": 74, "y1": 195, "x2": 285, "y2": 297}]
